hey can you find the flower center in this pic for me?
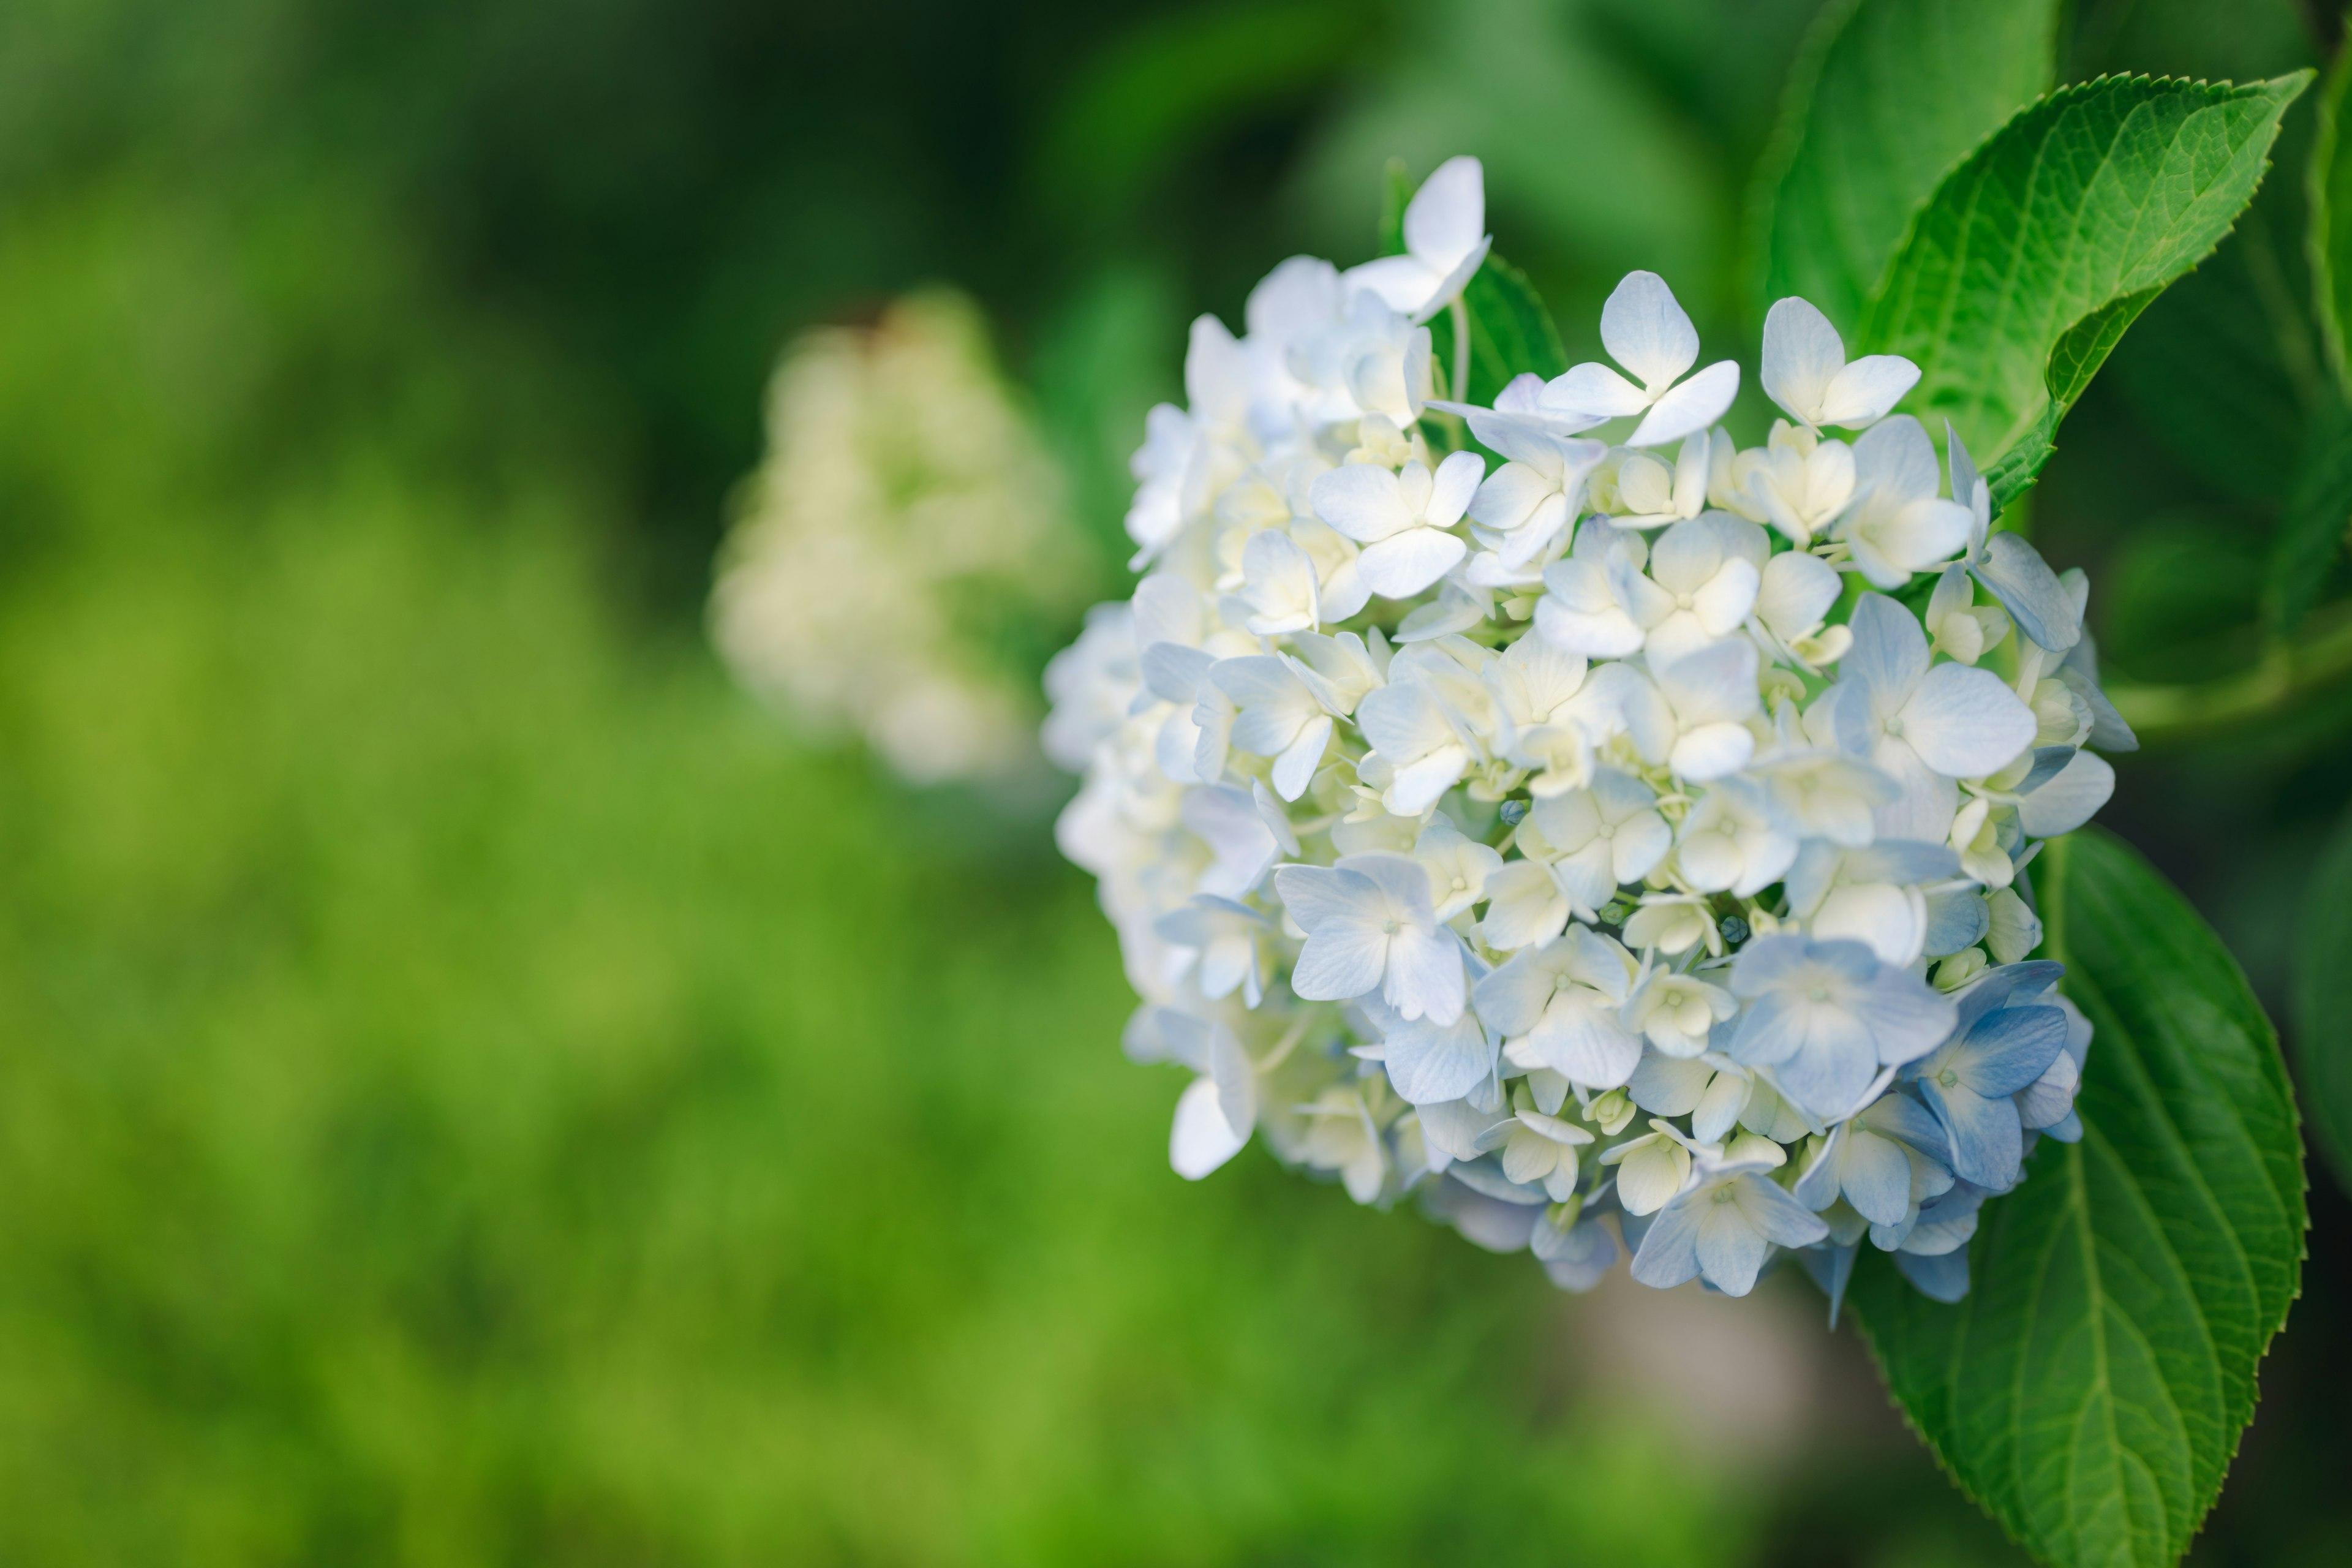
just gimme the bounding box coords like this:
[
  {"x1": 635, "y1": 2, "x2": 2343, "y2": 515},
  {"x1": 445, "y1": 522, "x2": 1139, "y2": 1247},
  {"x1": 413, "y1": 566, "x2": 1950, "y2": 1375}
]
[
  {"x1": 1807, "y1": 986, "x2": 1830, "y2": 1003},
  {"x1": 1939, "y1": 1069, "x2": 1960, "y2": 1088},
  {"x1": 1885, "y1": 715, "x2": 1905, "y2": 737},
  {"x1": 1711, "y1": 1185, "x2": 1736, "y2": 1205}
]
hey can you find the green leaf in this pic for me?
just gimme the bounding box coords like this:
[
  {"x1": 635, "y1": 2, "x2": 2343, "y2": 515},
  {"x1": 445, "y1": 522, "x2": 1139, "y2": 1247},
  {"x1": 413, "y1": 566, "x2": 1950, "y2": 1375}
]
[
  {"x1": 1863, "y1": 73, "x2": 2310, "y2": 513},
  {"x1": 1853, "y1": 830, "x2": 2307, "y2": 1568},
  {"x1": 2264, "y1": 393, "x2": 2352, "y2": 633},
  {"x1": 1750, "y1": 0, "x2": 2059, "y2": 333},
  {"x1": 2307, "y1": 48, "x2": 2352, "y2": 392},
  {"x1": 2293, "y1": 801, "x2": 2352, "y2": 1191},
  {"x1": 1428, "y1": 258, "x2": 1568, "y2": 407},
  {"x1": 1378, "y1": 161, "x2": 1567, "y2": 408}
]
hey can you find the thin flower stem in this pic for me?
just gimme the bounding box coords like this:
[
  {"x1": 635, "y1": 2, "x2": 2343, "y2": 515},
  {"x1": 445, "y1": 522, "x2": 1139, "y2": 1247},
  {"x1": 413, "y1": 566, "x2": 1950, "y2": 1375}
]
[{"x1": 1449, "y1": 296, "x2": 1471, "y2": 410}]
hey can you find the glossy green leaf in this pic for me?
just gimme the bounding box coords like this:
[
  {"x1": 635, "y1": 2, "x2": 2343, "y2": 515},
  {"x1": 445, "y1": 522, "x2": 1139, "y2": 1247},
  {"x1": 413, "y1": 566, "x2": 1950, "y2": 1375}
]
[
  {"x1": 1749, "y1": 0, "x2": 2058, "y2": 333},
  {"x1": 1853, "y1": 830, "x2": 2307, "y2": 1568},
  {"x1": 1863, "y1": 73, "x2": 2309, "y2": 514},
  {"x1": 2293, "y1": 802, "x2": 2352, "y2": 1190}
]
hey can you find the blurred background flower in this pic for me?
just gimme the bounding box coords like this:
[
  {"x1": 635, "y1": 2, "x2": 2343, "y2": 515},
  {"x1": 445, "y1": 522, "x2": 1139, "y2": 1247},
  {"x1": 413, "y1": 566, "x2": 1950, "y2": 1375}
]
[
  {"x1": 712, "y1": 290, "x2": 1087, "y2": 784},
  {"x1": 0, "y1": 0, "x2": 2340, "y2": 1563}
]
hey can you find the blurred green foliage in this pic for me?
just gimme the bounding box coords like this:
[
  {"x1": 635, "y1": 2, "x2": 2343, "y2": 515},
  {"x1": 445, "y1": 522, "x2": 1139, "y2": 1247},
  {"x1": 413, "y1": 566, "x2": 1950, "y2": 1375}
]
[{"x1": 0, "y1": 0, "x2": 2345, "y2": 1562}]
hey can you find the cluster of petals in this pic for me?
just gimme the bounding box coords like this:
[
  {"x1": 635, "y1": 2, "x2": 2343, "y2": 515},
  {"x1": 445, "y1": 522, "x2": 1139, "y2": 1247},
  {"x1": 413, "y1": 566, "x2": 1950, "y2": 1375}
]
[{"x1": 1044, "y1": 157, "x2": 2129, "y2": 1311}]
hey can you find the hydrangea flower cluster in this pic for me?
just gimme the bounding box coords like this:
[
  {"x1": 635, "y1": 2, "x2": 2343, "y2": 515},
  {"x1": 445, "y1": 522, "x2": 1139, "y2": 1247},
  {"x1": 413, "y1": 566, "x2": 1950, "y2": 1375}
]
[
  {"x1": 717, "y1": 290, "x2": 1087, "y2": 784},
  {"x1": 1042, "y1": 158, "x2": 2133, "y2": 1313}
]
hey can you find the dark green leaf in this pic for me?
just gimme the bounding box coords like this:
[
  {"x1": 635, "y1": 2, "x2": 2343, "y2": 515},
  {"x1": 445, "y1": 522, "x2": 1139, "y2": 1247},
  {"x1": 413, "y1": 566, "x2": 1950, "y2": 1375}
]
[
  {"x1": 1853, "y1": 829, "x2": 2307, "y2": 1568},
  {"x1": 1863, "y1": 74, "x2": 2309, "y2": 513},
  {"x1": 2308, "y1": 50, "x2": 2352, "y2": 392},
  {"x1": 1428, "y1": 257, "x2": 1568, "y2": 407},
  {"x1": 1749, "y1": 0, "x2": 2059, "y2": 333},
  {"x1": 2265, "y1": 394, "x2": 2352, "y2": 633},
  {"x1": 2293, "y1": 801, "x2": 2352, "y2": 1191},
  {"x1": 2106, "y1": 217, "x2": 2320, "y2": 503}
]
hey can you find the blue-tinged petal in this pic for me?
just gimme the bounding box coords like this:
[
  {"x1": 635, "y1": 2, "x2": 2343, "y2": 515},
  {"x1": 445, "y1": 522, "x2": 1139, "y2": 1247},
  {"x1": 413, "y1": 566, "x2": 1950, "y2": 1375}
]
[
  {"x1": 1695, "y1": 1193, "x2": 1773, "y2": 1295},
  {"x1": 1857, "y1": 1090, "x2": 1950, "y2": 1159},
  {"x1": 1629, "y1": 1197, "x2": 1705, "y2": 1289},
  {"x1": 1972, "y1": 531, "x2": 2080, "y2": 652},
  {"x1": 1535, "y1": 1215, "x2": 1619, "y2": 1292},
  {"x1": 1736, "y1": 1171, "x2": 1833, "y2": 1248},
  {"x1": 1381, "y1": 1007, "x2": 1499, "y2": 1106},
  {"x1": 1952, "y1": 959, "x2": 2064, "y2": 1030},
  {"x1": 1728, "y1": 992, "x2": 1805, "y2": 1066},
  {"x1": 1850, "y1": 968, "x2": 1958, "y2": 1068},
  {"x1": 1922, "y1": 886, "x2": 1989, "y2": 957},
  {"x1": 1958, "y1": 1004, "x2": 2068, "y2": 1096},
  {"x1": 1446, "y1": 1155, "x2": 1551, "y2": 1205},
  {"x1": 1840, "y1": 594, "x2": 1928, "y2": 714},
  {"x1": 2017, "y1": 747, "x2": 2114, "y2": 839},
  {"x1": 1422, "y1": 1177, "x2": 1541, "y2": 1252},
  {"x1": 1839, "y1": 1127, "x2": 1914, "y2": 1228},
  {"x1": 1918, "y1": 1077, "x2": 2023, "y2": 1188},
  {"x1": 1794, "y1": 1123, "x2": 1846, "y2": 1210},
  {"x1": 1896, "y1": 1245, "x2": 1970, "y2": 1302},
  {"x1": 1799, "y1": 1242, "x2": 1860, "y2": 1327},
  {"x1": 1776, "y1": 1015, "x2": 1880, "y2": 1120}
]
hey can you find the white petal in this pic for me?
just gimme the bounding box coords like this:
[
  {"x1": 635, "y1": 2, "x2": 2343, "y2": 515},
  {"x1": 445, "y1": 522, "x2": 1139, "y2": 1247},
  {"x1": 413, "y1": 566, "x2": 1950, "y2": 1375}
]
[
  {"x1": 1311, "y1": 463, "x2": 1411, "y2": 543},
  {"x1": 1627, "y1": 361, "x2": 1741, "y2": 448},
  {"x1": 1618, "y1": 1139, "x2": 1692, "y2": 1216},
  {"x1": 1694, "y1": 1196, "x2": 1771, "y2": 1294},
  {"x1": 1171, "y1": 1076, "x2": 1248, "y2": 1179},
  {"x1": 1428, "y1": 448, "x2": 1487, "y2": 526},
  {"x1": 1600, "y1": 270, "x2": 1700, "y2": 390},
  {"x1": 1671, "y1": 723, "x2": 1756, "y2": 782},
  {"x1": 1544, "y1": 361, "x2": 1651, "y2": 420},
  {"x1": 1819, "y1": 354, "x2": 1920, "y2": 428},
  {"x1": 1292, "y1": 924, "x2": 1390, "y2": 1001},
  {"x1": 1903, "y1": 664, "x2": 2037, "y2": 778},
  {"x1": 1359, "y1": 529, "x2": 1469, "y2": 598},
  {"x1": 1842, "y1": 593, "x2": 1929, "y2": 714},
  {"x1": 1692, "y1": 557, "x2": 1761, "y2": 635},
  {"x1": 1760, "y1": 296, "x2": 1845, "y2": 425},
  {"x1": 1272, "y1": 714, "x2": 1333, "y2": 801},
  {"x1": 1341, "y1": 253, "x2": 1441, "y2": 314},
  {"x1": 2018, "y1": 748, "x2": 2114, "y2": 838},
  {"x1": 1384, "y1": 927, "x2": 1467, "y2": 1025},
  {"x1": 1611, "y1": 809, "x2": 1673, "y2": 884},
  {"x1": 1754, "y1": 549, "x2": 1840, "y2": 640},
  {"x1": 1207, "y1": 1023, "x2": 1258, "y2": 1137},
  {"x1": 1655, "y1": 637, "x2": 1761, "y2": 726},
  {"x1": 1357, "y1": 680, "x2": 1458, "y2": 765},
  {"x1": 1812, "y1": 883, "x2": 1926, "y2": 968},
  {"x1": 1272, "y1": 864, "x2": 1376, "y2": 935},
  {"x1": 1850, "y1": 414, "x2": 1940, "y2": 502},
  {"x1": 1404, "y1": 154, "x2": 1487, "y2": 271}
]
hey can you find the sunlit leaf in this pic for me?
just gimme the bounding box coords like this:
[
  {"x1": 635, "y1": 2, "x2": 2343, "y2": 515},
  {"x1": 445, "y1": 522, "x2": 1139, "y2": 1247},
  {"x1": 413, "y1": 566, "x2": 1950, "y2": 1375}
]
[
  {"x1": 1853, "y1": 830, "x2": 2307, "y2": 1568},
  {"x1": 2293, "y1": 802, "x2": 2352, "y2": 1191},
  {"x1": 1863, "y1": 73, "x2": 2309, "y2": 513},
  {"x1": 1749, "y1": 0, "x2": 2059, "y2": 333}
]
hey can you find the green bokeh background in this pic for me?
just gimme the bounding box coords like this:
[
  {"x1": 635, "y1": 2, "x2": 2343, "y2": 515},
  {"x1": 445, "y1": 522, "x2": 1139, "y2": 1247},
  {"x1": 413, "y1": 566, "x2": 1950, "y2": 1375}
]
[{"x1": 0, "y1": 0, "x2": 2343, "y2": 1562}]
